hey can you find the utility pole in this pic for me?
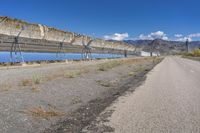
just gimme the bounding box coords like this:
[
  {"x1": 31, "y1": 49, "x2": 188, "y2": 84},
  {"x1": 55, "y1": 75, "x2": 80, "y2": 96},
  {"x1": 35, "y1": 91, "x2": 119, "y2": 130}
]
[
  {"x1": 124, "y1": 50, "x2": 127, "y2": 58},
  {"x1": 150, "y1": 39, "x2": 155, "y2": 57},
  {"x1": 186, "y1": 39, "x2": 189, "y2": 53}
]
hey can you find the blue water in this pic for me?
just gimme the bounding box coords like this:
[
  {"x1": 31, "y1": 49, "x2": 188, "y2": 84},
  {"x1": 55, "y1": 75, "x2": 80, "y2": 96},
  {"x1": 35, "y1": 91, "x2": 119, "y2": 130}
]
[{"x1": 0, "y1": 52, "x2": 124, "y2": 63}]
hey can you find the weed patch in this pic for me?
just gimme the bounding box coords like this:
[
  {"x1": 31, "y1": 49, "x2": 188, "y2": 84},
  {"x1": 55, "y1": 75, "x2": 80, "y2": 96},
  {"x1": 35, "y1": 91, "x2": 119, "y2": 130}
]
[
  {"x1": 64, "y1": 69, "x2": 89, "y2": 78},
  {"x1": 32, "y1": 74, "x2": 42, "y2": 84}
]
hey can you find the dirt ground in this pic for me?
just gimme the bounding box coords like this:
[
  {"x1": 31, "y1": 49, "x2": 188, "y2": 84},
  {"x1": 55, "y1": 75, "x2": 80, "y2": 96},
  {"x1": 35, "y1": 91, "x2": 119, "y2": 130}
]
[{"x1": 0, "y1": 57, "x2": 162, "y2": 133}]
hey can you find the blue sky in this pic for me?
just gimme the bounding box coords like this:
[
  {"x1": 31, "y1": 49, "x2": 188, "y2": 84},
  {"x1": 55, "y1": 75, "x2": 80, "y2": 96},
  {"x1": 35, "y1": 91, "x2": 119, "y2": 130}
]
[{"x1": 0, "y1": 0, "x2": 200, "y2": 41}]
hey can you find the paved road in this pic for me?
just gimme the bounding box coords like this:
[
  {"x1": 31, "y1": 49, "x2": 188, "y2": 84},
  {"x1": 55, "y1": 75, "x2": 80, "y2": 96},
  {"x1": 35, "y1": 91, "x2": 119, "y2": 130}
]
[{"x1": 101, "y1": 56, "x2": 200, "y2": 133}]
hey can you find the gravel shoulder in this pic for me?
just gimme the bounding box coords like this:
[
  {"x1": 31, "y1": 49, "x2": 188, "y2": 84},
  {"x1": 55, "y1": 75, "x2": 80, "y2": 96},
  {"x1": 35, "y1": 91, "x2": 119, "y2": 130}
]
[{"x1": 0, "y1": 57, "x2": 162, "y2": 133}]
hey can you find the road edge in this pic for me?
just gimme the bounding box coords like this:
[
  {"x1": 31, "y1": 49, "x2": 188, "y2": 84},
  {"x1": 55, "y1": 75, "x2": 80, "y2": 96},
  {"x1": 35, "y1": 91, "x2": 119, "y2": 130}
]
[{"x1": 42, "y1": 58, "x2": 164, "y2": 133}]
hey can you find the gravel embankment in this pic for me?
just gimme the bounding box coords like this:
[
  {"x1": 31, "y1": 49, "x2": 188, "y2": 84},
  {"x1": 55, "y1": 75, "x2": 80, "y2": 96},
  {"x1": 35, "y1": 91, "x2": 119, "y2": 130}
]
[{"x1": 0, "y1": 57, "x2": 161, "y2": 133}]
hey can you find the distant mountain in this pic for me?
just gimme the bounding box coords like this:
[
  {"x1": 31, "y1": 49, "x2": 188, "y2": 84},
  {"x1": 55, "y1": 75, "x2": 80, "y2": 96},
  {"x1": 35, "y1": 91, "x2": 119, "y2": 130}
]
[
  {"x1": 190, "y1": 41, "x2": 200, "y2": 49},
  {"x1": 123, "y1": 39, "x2": 200, "y2": 55}
]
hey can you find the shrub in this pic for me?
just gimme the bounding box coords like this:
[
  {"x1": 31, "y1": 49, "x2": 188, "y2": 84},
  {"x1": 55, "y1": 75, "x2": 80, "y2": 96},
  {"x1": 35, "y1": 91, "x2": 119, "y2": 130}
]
[
  {"x1": 32, "y1": 74, "x2": 42, "y2": 84},
  {"x1": 193, "y1": 49, "x2": 200, "y2": 56}
]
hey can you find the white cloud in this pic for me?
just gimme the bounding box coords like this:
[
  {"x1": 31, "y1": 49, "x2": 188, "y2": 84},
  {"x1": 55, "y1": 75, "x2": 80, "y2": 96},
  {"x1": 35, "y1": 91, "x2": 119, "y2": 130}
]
[
  {"x1": 174, "y1": 33, "x2": 200, "y2": 42},
  {"x1": 138, "y1": 31, "x2": 168, "y2": 40},
  {"x1": 188, "y1": 33, "x2": 200, "y2": 38},
  {"x1": 176, "y1": 37, "x2": 192, "y2": 42},
  {"x1": 137, "y1": 32, "x2": 200, "y2": 42},
  {"x1": 174, "y1": 34, "x2": 189, "y2": 42},
  {"x1": 105, "y1": 31, "x2": 200, "y2": 42},
  {"x1": 150, "y1": 31, "x2": 167, "y2": 39},
  {"x1": 138, "y1": 34, "x2": 152, "y2": 40},
  {"x1": 104, "y1": 33, "x2": 129, "y2": 41},
  {"x1": 174, "y1": 34, "x2": 183, "y2": 38}
]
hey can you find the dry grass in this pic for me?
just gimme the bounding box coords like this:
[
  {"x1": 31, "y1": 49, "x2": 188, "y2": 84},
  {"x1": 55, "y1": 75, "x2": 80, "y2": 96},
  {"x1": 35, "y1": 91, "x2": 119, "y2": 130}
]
[
  {"x1": 180, "y1": 49, "x2": 200, "y2": 57},
  {"x1": 128, "y1": 72, "x2": 135, "y2": 76},
  {"x1": 45, "y1": 73, "x2": 60, "y2": 81},
  {"x1": 122, "y1": 58, "x2": 140, "y2": 64},
  {"x1": 22, "y1": 79, "x2": 32, "y2": 86},
  {"x1": 97, "y1": 58, "x2": 153, "y2": 71},
  {"x1": 31, "y1": 86, "x2": 40, "y2": 92},
  {"x1": 64, "y1": 70, "x2": 81, "y2": 78},
  {"x1": 98, "y1": 61, "x2": 122, "y2": 71},
  {"x1": 135, "y1": 66, "x2": 145, "y2": 73},
  {"x1": 22, "y1": 106, "x2": 64, "y2": 119},
  {"x1": 32, "y1": 74, "x2": 42, "y2": 84},
  {"x1": 21, "y1": 74, "x2": 42, "y2": 86},
  {"x1": 19, "y1": 58, "x2": 156, "y2": 88},
  {"x1": 45, "y1": 68, "x2": 89, "y2": 81},
  {"x1": 20, "y1": 67, "x2": 89, "y2": 87},
  {"x1": 0, "y1": 84, "x2": 11, "y2": 91},
  {"x1": 193, "y1": 49, "x2": 200, "y2": 56},
  {"x1": 64, "y1": 69, "x2": 89, "y2": 78},
  {"x1": 96, "y1": 80, "x2": 112, "y2": 87}
]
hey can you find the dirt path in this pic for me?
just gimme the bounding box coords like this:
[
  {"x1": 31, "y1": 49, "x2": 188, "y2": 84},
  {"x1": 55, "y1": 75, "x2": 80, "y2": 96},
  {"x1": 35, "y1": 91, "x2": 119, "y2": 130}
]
[{"x1": 0, "y1": 57, "x2": 161, "y2": 133}]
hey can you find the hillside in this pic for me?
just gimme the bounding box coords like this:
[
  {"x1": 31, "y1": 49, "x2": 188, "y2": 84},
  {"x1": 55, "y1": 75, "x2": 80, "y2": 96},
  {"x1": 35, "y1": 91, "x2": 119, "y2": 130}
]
[{"x1": 124, "y1": 39, "x2": 200, "y2": 55}]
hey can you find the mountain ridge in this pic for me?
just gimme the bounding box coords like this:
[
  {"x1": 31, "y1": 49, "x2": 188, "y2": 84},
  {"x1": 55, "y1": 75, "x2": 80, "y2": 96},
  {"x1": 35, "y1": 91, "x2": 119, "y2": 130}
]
[{"x1": 123, "y1": 39, "x2": 200, "y2": 54}]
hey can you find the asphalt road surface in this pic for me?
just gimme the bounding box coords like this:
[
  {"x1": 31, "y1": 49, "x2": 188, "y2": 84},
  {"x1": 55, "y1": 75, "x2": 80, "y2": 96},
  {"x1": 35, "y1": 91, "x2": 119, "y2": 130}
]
[{"x1": 102, "y1": 56, "x2": 200, "y2": 133}]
